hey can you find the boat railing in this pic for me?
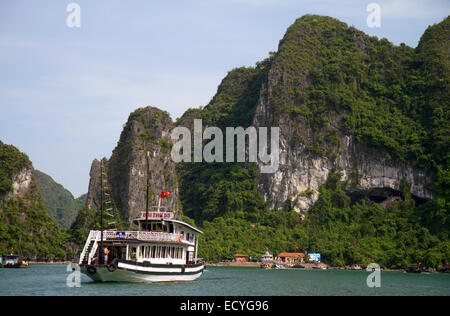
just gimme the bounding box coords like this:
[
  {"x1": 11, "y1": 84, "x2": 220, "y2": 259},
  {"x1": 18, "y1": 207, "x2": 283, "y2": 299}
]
[{"x1": 102, "y1": 230, "x2": 181, "y2": 243}]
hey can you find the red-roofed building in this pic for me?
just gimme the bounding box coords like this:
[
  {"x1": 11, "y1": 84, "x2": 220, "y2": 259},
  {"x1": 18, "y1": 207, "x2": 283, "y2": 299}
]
[
  {"x1": 234, "y1": 254, "x2": 249, "y2": 262},
  {"x1": 276, "y1": 252, "x2": 305, "y2": 263}
]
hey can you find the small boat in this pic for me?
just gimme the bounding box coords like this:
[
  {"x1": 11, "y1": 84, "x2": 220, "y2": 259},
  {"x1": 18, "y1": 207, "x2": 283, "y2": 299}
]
[
  {"x1": 312, "y1": 262, "x2": 327, "y2": 270},
  {"x1": 0, "y1": 254, "x2": 29, "y2": 268},
  {"x1": 405, "y1": 265, "x2": 422, "y2": 273},
  {"x1": 260, "y1": 250, "x2": 273, "y2": 269},
  {"x1": 273, "y1": 263, "x2": 286, "y2": 269},
  {"x1": 260, "y1": 262, "x2": 272, "y2": 269},
  {"x1": 351, "y1": 264, "x2": 362, "y2": 270},
  {"x1": 292, "y1": 263, "x2": 305, "y2": 269}
]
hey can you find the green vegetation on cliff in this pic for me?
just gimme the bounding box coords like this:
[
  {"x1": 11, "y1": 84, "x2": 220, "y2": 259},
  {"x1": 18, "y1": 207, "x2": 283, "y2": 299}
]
[
  {"x1": 299, "y1": 173, "x2": 449, "y2": 268},
  {"x1": 0, "y1": 191, "x2": 69, "y2": 259},
  {"x1": 271, "y1": 15, "x2": 448, "y2": 172},
  {"x1": 195, "y1": 172, "x2": 449, "y2": 268},
  {"x1": 0, "y1": 142, "x2": 69, "y2": 260},
  {"x1": 69, "y1": 205, "x2": 128, "y2": 245},
  {"x1": 0, "y1": 141, "x2": 30, "y2": 195},
  {"x1": 33, "y1": 169, "x2": 85, "y2": 229},
  {"x1": 179, "y1": 15, "x2": 449, "y2": 268}
]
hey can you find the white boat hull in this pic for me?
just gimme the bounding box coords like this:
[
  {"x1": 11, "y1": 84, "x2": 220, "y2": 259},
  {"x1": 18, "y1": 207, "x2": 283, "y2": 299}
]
[{"x1": 80, "y1": 261, "x2": 204, "y2": 283}]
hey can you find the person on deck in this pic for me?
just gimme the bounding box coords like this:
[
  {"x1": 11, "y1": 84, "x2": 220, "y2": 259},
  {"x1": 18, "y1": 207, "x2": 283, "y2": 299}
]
[{"x1": 104, "y1": 248, "x2": 110, "y2": 264}]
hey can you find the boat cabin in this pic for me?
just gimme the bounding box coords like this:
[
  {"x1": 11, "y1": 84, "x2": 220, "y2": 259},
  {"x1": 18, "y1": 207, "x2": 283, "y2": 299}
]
[{"x1": 132, "y1": 211, "x2": 202, "y2": 265}]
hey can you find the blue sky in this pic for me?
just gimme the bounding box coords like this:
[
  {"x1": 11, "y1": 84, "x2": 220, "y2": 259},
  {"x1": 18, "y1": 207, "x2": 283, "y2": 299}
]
[{"x1": 0, "y1": 0, "x2": 448, "y2": 197}]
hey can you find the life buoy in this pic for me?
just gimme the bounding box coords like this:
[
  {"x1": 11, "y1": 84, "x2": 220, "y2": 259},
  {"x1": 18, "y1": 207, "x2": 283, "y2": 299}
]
[
  {"x1": 87, "y1": 265, "x2": 97, "y2": 275},
  {"x1": 179, "y1": 234, "x2": 183, "y2": 242},
  {"x1": 107, "y1": 258, "x2": 119, "y2": 272}
]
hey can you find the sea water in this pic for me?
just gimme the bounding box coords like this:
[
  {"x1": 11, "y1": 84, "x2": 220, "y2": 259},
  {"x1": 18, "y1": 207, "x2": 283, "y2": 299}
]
[{"x1": 0, "y1": 264, "x2": 448, "y2": 296}]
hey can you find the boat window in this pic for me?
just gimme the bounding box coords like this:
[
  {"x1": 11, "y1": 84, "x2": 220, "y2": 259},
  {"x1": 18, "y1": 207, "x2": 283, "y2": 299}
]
[{"x1": 169, "y1": 223, "x2": 174, "y2": 233}]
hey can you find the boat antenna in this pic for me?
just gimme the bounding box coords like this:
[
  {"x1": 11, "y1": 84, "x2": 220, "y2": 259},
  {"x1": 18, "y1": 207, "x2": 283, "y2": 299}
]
[
  {"x1": 145, "y1": 151, "x2": 150, "y2": 231},
  {"x1": 98, "y1": 159, "x2": 105, "y2": 265}
]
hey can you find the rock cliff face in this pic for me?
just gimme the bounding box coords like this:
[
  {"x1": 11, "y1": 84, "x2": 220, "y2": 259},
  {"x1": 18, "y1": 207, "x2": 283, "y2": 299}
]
[
  {"x1": 86, "y1": 15, "x2": 443, "y2": 219},
  {"x1": 0, "y1": 140, "x2": 34, "y2": 202},
  {"x1": 86, "y1": 107, "x2": 181, "y2": 224},
  {"x1": 252, "y1": 15, "x2": 436, "y2": 212},
  {"x1": 253, "y1": 123, "x2": 434, "y2": 212},
  {"x1": 5, "y1": 165, "x2": 34, "y2": 201}
]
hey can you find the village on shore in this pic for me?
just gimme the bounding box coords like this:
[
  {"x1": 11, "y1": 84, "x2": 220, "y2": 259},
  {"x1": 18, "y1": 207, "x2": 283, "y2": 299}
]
[
  {"x1": 206, "y1": 251, "x2": 334, "y2": 270},
  {"x1": 205, "y1": 251, "x2": 450, "y2": 273}
]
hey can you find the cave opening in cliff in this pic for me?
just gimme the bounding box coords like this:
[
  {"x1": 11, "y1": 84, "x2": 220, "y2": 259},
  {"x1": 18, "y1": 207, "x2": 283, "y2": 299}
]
[{"x1": 348, "y1": 187, "x2": 428, "y2": 208}]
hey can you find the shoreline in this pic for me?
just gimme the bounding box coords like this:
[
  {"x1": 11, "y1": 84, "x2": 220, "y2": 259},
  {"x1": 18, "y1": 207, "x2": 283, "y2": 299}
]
[
  {"x1": 205, "y1": 261, "x2": 447, "y2": 273},
  {"x1": 206, "y1": 261, "x2": 260, "y2": 267},
  {"x1": 21, "y1": 260, "x2": 448, "y2": 273},
  {"x1": 27, "y1": 261, "x2": 73, "y2": 265}
]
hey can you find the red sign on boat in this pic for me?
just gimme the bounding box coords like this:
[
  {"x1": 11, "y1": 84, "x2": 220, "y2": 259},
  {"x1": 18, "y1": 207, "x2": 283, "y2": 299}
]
[{"x1": 141, "y1": 212, "x2": 173, "y2": 219}]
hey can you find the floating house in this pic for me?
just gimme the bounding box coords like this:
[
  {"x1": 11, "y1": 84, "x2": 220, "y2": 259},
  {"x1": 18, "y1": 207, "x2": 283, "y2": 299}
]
[
  {"x1": 234, "y1": 254, "x2": 249, "y2": 262},
  {"x1": 276, "y1": 252, "x2": 305, "y2": 263}
]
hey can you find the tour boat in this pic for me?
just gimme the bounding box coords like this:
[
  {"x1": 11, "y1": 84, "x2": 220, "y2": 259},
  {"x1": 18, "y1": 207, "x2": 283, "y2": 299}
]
[
  {"x1": 78, "y1": 210, "x2": 204, "y2": 282},
  {"x1": 78, "y1": 158, "x2": 204, "y2": 282}
]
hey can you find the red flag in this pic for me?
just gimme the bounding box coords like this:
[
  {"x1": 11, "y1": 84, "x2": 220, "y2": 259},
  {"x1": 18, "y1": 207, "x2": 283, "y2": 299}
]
[{"x1": 160, "y1": 191, "x2": 170, "y2": 198}]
